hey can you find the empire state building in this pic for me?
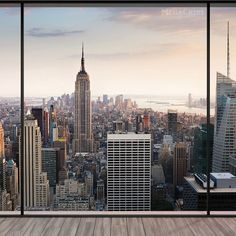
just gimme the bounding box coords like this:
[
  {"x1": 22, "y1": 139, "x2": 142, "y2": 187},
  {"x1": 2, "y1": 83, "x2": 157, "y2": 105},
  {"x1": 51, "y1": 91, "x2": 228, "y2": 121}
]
[{"x1": 73, "y1": 44, "x2": 93, "y2": 154}]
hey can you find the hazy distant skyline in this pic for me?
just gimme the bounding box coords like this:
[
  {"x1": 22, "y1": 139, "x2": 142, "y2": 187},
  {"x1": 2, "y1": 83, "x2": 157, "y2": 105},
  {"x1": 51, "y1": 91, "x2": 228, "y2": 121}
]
[{"x1": 0, "y1": 6, "x2": 235, "y2": 98}]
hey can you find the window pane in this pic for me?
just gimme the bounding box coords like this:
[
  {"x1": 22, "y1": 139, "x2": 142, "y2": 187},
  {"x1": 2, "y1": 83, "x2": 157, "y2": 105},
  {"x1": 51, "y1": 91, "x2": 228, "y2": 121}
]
[
  {"x1": 211, "y1": 5, "x2": 236, "y2": 211},
  {"x1": 0, "y1": 5, "x2": 20, "y2": 213},
  {"x1": 24, "y1": 5, "x2": 207, "y2": 212}
]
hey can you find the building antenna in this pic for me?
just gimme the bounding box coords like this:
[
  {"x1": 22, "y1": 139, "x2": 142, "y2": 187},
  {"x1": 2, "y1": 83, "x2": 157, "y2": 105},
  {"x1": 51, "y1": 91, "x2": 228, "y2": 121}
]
[{"x1": 227, "y1": 21, "x2": 230, "y2": 78}]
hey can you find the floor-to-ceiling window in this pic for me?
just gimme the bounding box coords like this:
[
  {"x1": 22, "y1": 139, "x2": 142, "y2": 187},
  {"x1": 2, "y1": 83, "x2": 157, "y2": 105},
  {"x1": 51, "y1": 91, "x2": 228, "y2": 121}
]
[
  {"x1": 0, "y1": 4, "x2": 20, "y2": 214},
  {"x1": 4, "y1": 1, "x2": 236, "y2": 216},
  {"x1": 22, "y1": 3, "x2": 208, "y2": 214}
]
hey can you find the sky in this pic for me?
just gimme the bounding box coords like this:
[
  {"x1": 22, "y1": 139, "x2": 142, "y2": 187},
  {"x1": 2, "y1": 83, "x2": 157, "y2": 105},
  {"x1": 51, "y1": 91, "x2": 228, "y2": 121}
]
[{"x1": 0, "y1": 6, "x2": 235, "y2": 99}]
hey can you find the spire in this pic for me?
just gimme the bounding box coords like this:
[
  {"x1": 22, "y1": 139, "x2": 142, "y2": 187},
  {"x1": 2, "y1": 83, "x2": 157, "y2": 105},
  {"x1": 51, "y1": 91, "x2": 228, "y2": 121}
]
[
  {"x1": 227, "y1": 21, "x2": 230, "y2": 78},
  {"x1": 81, "y1": 42, "x2": 85, "y2": 72}
]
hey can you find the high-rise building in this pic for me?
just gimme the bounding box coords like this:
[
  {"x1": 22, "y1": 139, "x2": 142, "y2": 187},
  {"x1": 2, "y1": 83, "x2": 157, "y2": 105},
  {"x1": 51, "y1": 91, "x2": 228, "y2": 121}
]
[
  {"x1": 0, "y1": 122, "x2": 10, "y2": 211},
  {"x1": 193, "y1": 123, "x2": 214, "y2": 174},
  {"x1": 42, "y1": 148, "x2": 60, "y2": 190},
  {"x1": 31, "y1": 108, "x2": 43, "y2": 137},
  {"x1": 43, "y1": 108, "x2": 49, "y2": 145},
  {"x1": 19, "y1": 114, "x2": 49, "y2": 209},
  {"x1": 96, "y1": 179, "x2": 105, "y2": 203},
  {"x1": 143, "y1": 111, "x2": 150, "y2": 132},
  {"x1": 103, "y1": 94, "x2": 109, "y2": 105},
  {"x1": 49, "y1": 105, "x2": 57, "y2": 146},
  {"x1": 115, "y1": 94, "x2": 123, "y2": 108},
  {"x1": 73, "y1": 44, "x2": 93, "y2": 154},
  {"x1": 54, "y1": 179, "x2": 89, "y2": 211},
  {"x1": 85, "y1": 171, "x2": 93, "y2": 197},
  {"x1": 173, "y1": 143, "x2": 187, "y2": 188},
  {"x1": 188, "y1": 93, "x2": 192, "y2": 108},
  {"x1": 107, "y1": 133, "x2": 151, "y2": 211},
  {"x1": 167, "y1": 109, "x2": 177, "y2": 140},
  {"x1": 136, "y1": 114, "x2": 143, "y2": 133},
  {"x1": 0, "y1": 122, "x2": 6, "y2": 192},
  {"x1": 213, "y1": 92, "x2": 236, "y2": 172},
  {"x1": 112, "y1": 120, "x2": 124, "y2": 133},
  {"x1": 12, "y1": 125, "x2": 18, "y2": 142},
  {"x1": 53, "y1": 139, "x2": 66, "y2": 171},
  {"x1": 229, "y1": 155, "x2": 236, "y2": 176},
  {"x1": 212, "y1": 22, "x2": 236, "y2": 172},
  {"x1": 6, "y1": 159, "x2": 19, "y2": 210},
  {"x1": 183, "y1": 173, "x2": 236, "y2": 210}
]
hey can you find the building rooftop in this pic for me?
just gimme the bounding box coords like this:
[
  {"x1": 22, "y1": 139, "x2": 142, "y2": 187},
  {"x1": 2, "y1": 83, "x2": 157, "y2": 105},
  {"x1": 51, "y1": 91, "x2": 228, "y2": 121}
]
[
  {"x1": 167, "y1": 109, "x2": 177, "y2": 113},
  {"x1": 42, "y1": 147, "x2": 59, "y2": 151},
  {"x1": 185, "y1": 176, "x2": 236, "y2": 193},
  {"x1": 107, "y1": 132, "x2": 151, "y2": 140},
  {"x1": 210, "y1": 172, "x2": 235, "y2": 179}
]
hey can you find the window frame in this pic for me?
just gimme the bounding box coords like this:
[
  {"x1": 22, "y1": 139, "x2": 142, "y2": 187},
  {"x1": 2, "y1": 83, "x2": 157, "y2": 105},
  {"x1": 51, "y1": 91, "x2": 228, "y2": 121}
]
[{"x1": 1, "y1": 0, "x2": 234, "y2": 217}]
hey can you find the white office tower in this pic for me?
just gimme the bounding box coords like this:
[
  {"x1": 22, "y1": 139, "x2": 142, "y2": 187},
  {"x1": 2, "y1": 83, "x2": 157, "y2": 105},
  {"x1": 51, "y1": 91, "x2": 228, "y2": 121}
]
[
  {"x1": 20, "y1": 115, "x2": 49, "y2": 209},
  {"x1": 107, "y1": 133, "x2": 151, "y2": 211},
  {"x1": 213, "y1": 22, "x2": 236, "y2": 172},
  {"x1": 213, "y1": 89, "x2": 236, "y2": 172}
]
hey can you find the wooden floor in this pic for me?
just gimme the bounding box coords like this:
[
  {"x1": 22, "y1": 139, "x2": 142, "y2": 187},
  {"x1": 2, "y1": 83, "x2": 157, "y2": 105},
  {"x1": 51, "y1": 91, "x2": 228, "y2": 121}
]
[{"x1": 0, "y1": 217, "x2": 236, "y2": 236}]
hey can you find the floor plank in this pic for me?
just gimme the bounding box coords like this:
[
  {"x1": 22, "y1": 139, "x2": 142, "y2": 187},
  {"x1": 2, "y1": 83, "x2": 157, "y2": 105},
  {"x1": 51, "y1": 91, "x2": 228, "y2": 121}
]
[
  {"x1": 127, "y1": 218, "x2": 145, "y2": 236},
  {"x1": 94, "y1": 217, "x2": 111, "y2": 236},
  {"x1": 0, "y1": 218, "x2": 5, "y2": 224},
  {"x1": 179, "y1": 218, "x2": 203, "y2": 236},
  {"x1": 41, "y1": 218, "x2": 65, "y2": 236},
  {"x1": 76, "y1": 217, "x2": 96, "y2": 236},
  {"x1": 58, "y1": 218, "x2": 80, "y2": 236},
  {"x1": 111, "y1": 218, "x2": 128, "y2": 236},
  {"x1": 142, "y1": 218, "x2": 159, "y2": 236},
  {"x1": 155, "y1": 218, "x2": 177, "y2": 235},
  {"x1": 0, "y1": 217, "x2": 235, "y2": 236},
  {"x1": 23, "y1": 217, "x2": 50, "y2": 236},
  {"x1": 220, "y1": 217, "x2": 236, "y2": 233},
  {"x1": 185, "y1": 218, "x2": 216, "y2": 236},
  {"x1": 5, "y1": 218, "x2": 34, "y2": 236},
  {"x1": 204, "y1": 218, "x2": 232, "y2": 236},
  {"x1": 0, "y1": 218, "x2": 19, "y2": 236}
]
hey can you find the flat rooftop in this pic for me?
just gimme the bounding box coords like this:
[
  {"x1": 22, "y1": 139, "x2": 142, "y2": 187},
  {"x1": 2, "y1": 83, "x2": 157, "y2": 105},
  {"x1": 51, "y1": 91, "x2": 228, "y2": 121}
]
[
  {"x1": 210, "y1": 172, "x2": 235, "y2": 179},
  {"x1": 107, "y1": 133, "x2": 151, "y2": 140},
  {"x1": 185, "y1": 177, "x2": 236, "y2": 193}
]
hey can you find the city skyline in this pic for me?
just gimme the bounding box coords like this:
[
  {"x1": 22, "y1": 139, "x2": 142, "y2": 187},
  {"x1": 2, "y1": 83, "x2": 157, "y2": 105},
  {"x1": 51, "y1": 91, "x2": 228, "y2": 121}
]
[
  {"x1": 0, "y1": 7, "x2": 236, "y2": 98},
  {"x1": 2, "y1": 4, "x2": 236, "y2": 215}
]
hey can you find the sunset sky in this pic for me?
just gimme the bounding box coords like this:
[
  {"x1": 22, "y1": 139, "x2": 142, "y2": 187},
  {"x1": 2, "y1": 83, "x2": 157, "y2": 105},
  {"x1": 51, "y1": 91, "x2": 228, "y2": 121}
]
[{"x1": 0, "y1": 6, "x2": 235, "y2": 99}]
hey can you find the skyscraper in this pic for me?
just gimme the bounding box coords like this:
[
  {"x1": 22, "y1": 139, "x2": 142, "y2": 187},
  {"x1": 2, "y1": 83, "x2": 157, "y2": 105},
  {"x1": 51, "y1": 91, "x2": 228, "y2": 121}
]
[
  {"x1": 0, "y1": 122, "x2": 5, "y2": 166},
  {"x1": 107, "y1": 133, "x2": 151, "y2": 211},
  {"x1": 19, "y1": 114, "x2": 49, "y2": 208},
  {"x1": 212, "y1": 22, "x2": 236, "y2": 172},
  {"x1": 193, "y1": 123, "x2": 214, "y2": 174},
  {"x1": 188, "y1": 93, "x2": 192, "y2": 108},
  {"x1": 167, "y1": 109, "x2": 177, "y2": 140},
  {"x1": 43, "y1": 108, "x2": 49, "y2": 145},
  {"x1": 49, "y1": 105, "x2": 57, "y2": 146},
  {"x1": 73, "y1": 44, "x2": 93, "y2": 154},
  {"x1": 96, "y1": 179, "x2": 105, "y2": 203},
  {"x1": 42, "y1": 148, "x2": 60, "y2": 190},
  {"x1": 6, "y1": 159, "x2": 19, "y2": 210},
  {"x1": 173, "y1": 143, "x2": 187, "y2": 188},
  {"x1": 31, "y1": 108, "x2": 43, "y2": 138},
  {"x1": 0, "y1": 122, "x2": 9, "y2": 211}
]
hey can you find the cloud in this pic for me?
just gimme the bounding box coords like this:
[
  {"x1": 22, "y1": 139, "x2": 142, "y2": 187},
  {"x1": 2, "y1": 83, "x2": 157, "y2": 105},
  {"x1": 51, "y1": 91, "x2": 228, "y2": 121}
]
[
  {"x1": 26, "y1": 27, "x2": 84, "y2": 38},
  {"x1": 105, "y1": 7, "x2": 206, "y2": 35},
  {"x1": 67, "y1": 42, "x2": 204, "y2": 61}
]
